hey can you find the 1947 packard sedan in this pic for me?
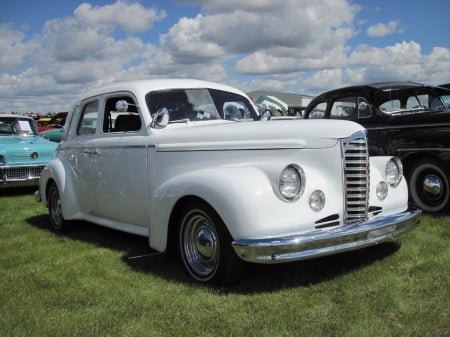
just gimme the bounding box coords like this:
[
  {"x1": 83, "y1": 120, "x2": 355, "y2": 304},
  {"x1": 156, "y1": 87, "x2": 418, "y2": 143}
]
[{"x1": 36, "y1": 79, "x2": 421, "y2": 284}]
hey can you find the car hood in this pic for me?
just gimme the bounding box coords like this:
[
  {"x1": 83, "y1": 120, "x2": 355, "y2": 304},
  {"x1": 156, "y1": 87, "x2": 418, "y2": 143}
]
[
  {"x1": 0, "y1": 135, "x2": 57, "y2": 165},
  {"x1": 154, "y1": 119, "x2": 364, "y2": 151}
]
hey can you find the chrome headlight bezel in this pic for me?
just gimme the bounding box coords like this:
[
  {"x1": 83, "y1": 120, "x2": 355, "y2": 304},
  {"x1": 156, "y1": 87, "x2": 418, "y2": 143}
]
[
  {"x1": 279, "y1": 164, "x2": 305, "y2": 202},
  {"x1": 386, "y1": 157, "x2": 403, "y2": 186}
]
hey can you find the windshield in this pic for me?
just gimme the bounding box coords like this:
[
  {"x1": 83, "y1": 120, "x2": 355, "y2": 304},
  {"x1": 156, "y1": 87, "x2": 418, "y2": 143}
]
[
  {"x1": 0, "y1": 117, "x2": 38, "y2": 136},
  {"x1": 374, "y1": 88, "x2": 446, "y2": 113},
  {"x1": 436, "y1": 87, "x2": 450, "y2": 109},
  {"x1": 146, "y1": 88, "x2": 258, "y2": 122}
]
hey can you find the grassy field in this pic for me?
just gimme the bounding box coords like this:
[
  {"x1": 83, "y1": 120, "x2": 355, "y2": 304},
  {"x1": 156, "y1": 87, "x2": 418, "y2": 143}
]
[{"x1": 1, "y1": 188, "x2": 449, "y2": 337}]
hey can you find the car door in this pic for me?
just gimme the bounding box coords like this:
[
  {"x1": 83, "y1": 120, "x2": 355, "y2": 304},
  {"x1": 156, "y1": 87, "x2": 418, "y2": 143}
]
[
  {"x1": 91, "y1": 94, "x2": 150, "y2": 232},
  {"x1": 65, "y1": 99, "x2": 100, "y2": 214}
]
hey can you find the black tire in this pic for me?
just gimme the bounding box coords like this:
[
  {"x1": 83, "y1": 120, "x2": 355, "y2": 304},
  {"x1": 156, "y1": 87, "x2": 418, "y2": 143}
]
[
  {"x1": 47, "y1": 182, "x2": 71, "y2": 231},
  {"x1": 177, "y1": 200, "x2": 244, "y2": 285},
  {"x1": 408, "y1": 159, "x2": 450, "y2": 213}
]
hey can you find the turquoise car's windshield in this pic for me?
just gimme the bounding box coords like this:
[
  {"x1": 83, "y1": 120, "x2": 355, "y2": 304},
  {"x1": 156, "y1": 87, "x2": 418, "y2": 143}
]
[{"x1": 0, "y1": 117, "x2": 39, "y2": 136}]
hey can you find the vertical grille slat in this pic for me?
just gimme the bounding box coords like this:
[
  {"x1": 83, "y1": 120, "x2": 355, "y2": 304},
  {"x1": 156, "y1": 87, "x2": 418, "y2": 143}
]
[{"x1": 341, "y1": 131, "x2": 369, "y2": 224}]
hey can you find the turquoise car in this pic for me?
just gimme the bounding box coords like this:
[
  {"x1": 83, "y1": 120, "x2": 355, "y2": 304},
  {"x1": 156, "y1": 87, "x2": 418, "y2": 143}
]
[
  {"x1": 0, "y1": 114, "x2": 57, "y2": 188},
  {"x1": 41, "y1": 128, "x2": 64, "y2": 143}
]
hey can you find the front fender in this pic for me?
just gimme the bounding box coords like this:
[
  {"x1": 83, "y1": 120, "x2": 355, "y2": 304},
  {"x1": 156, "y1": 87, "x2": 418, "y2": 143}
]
[
  {"x1": 368, "y1": 156, "x2": 409, "y2": 214},
  {"x1": 148, "y1": 166, "x2": 286, "y2": 252}
]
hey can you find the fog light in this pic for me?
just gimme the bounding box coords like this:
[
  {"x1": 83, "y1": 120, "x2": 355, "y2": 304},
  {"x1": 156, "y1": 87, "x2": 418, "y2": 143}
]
[
  {"x1": 376, "y1": 181, "x2": 389, "y2": 200},
  {"x1": 310, "y1": 190, "x2": 325, "y2": 211}
]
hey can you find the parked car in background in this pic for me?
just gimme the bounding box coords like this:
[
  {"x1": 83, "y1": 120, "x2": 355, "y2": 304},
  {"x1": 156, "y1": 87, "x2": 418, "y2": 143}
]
[
  {"x1": 36, "y1": 79, "x2": 420, "y2": 284},
  {"x1": 38, "y1": 112, "x2": 68, "y2": 132},
  {"x1": 439, "y1": 84, "x2": 450, "y2": 108},
  {"x1": 304, "y1": 81, "x2": 450, "y2": 213},
  {"x1": 0, "y1": 114, "x2": 57, "y2": 188},
  {"x1": 36, "y1": 116, "x2": 52, "y2": 132},
  {"x1": 40, "y1": 127, "x2": 64, "y2": 143}
]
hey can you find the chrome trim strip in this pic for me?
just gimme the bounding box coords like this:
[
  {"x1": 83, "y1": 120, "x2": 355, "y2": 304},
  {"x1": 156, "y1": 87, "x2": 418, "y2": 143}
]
[
  {"x1": 232, "y1": 208, "x2": 421, "y2": 264},
  {"x1": 94, "y1": 144, "x2": 150, "y2": 149}
]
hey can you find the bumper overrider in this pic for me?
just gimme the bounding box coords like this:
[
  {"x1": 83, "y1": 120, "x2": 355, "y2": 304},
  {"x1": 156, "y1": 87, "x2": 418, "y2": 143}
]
[{"x1": 232, "y1": 208, "x2": 421, "y2": 263}]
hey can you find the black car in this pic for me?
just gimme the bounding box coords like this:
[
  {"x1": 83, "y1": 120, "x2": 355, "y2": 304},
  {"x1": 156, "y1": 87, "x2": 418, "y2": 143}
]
[{"x1": 304, "y1": 81, "x2": 450, "y2": 213}]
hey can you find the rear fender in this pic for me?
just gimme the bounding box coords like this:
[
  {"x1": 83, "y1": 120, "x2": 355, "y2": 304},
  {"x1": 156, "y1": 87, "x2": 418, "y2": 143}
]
[{"x1": 40, "y1": 159, "x2": 83, "y2": 220}]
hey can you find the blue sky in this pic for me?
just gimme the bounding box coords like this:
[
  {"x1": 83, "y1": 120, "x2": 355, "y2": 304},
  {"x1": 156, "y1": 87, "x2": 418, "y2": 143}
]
[{"x1": 1, "y1": 0, "x2": 449, "y2": 113}]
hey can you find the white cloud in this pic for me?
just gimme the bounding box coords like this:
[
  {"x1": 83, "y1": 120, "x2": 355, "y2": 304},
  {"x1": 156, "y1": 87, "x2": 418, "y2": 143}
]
[
  {"x1": 0, "y1": 0, "x2": 449, "y2": 113},
  {"x1": 73, "y1": 1, "x2": 166, "y2": 34},
  {"x1": 367, "y1": 20, "x2": 404, "y2": 37},
  {"x1": 0, "y1": 24, "x2": 41, "y2": 69}
]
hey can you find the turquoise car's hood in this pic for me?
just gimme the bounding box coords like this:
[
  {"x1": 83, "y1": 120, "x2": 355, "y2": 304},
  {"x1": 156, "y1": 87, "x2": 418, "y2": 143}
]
[{"x1": 0, "y1": 135, "x2": 57, "y2": 165}]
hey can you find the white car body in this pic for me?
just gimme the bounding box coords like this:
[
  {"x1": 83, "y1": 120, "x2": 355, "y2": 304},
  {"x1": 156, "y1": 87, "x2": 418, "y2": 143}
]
[{"x1": 36, "y1": 79, "x2": 420, "y2": 284}]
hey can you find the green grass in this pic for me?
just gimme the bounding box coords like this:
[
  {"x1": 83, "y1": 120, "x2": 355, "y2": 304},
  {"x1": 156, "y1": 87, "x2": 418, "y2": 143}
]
[{"x1": 1, "y1": 188, "x2": 449, "y2": 337}]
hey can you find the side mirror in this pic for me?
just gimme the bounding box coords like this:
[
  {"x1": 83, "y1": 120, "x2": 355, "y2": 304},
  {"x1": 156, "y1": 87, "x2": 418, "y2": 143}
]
[
  {"x1": 260, "y1": 110, "x2": 271, "y2": 121},
  {"x1": 151, "y1": 107, "x2": 169, "y2": 128},
  {"x1": 358, "y1": 101, "x2": 368, "y2": 111},
  {"x1": 115, "y1": 100, "x2": 129, "y2": 112}
]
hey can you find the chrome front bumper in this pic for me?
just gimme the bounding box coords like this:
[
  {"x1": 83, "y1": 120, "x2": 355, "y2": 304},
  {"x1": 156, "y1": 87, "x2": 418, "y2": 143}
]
[
  {"x1": 0, "y1": 165, "x2": 45, "y2": 188},
  {"x1": 232, "y1": 208, "x2": 421, "y2": 264}
]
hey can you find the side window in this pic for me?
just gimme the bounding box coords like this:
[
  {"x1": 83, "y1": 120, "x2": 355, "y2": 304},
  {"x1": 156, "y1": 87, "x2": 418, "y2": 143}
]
[
  {"x1": 308, "y1": 102, "x2": 326, "y2": 119},
  {"x1": 103, "y1": 96, "x2": 141, "y2": 133},
  {"x1": 330, "y1": 97, "x2": 357, "y2": 120},
  {"x1": 77, "y1": 101, "x2": 99, "y2": 136},
  {"x1": 406, "y1": 96, "x2": 423, "y2": 109},
  {"x1": 380, "y1": 99, "x2": 401, "y2": 112}
]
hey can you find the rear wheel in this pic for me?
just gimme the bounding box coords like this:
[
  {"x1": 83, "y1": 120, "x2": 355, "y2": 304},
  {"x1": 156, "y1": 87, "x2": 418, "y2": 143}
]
[
  {"x1": 408, "y1": 159, "x2": 450, "y2": 213},
  {"x1": 47, "y1": 182, "x2": 71, "y2": 231},
  {"x1": 177, "y1": 200, "x2": 243, "y2": 284}
]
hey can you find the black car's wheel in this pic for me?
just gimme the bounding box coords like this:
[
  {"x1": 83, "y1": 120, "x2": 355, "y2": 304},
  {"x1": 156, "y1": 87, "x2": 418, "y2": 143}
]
[
  {"x1": 177, "y1": 200, "x2": 243, "y2": 284},
  {"x1": 47, "y1": 182, "x2": 70, "y2": 231},
  {"x1": 408, "y1": 159, "x2": 450, "y2": 213}
]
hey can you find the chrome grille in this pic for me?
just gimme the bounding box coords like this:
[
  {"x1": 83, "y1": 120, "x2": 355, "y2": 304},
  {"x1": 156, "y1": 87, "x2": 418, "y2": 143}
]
[
  {"x1": 1, "y1": 165, "x2": 45, "y2": 181},
  {"x1": 341, "y1": 131, "x2": 369, "y2": 224}
]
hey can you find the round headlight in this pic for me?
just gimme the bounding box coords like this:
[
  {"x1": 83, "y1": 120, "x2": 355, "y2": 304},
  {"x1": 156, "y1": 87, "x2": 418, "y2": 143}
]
[
  {"x1": 279, "y1": 165, "x2": 305, "y2": 201},
  {"x1": 386, "y1": 157, "x2": 403, "y2": 186}
]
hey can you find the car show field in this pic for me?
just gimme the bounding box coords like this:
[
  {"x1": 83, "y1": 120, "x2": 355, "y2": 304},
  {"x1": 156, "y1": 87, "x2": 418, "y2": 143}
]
[{"x1": 0, "y1": 188, "x2": 448, "y2": 337}]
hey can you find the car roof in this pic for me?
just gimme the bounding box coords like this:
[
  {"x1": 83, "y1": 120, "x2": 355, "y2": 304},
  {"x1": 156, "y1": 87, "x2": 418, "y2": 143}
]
[
  {"x1": 310, "y1": 81, "x2": 441, "y2": 101},
  {"x1": 81, "y1": 78, "x2": 248, "y2": 101},
  {"x1": 0, "y1": 114, "x2": 33, "y2": 120}
]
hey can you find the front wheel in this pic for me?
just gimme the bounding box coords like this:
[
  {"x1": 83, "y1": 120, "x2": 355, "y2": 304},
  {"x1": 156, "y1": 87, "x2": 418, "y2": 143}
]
[
  {"x1": 47, "y1": 182, "x2": 71, "y2": 231},
  {"x1": 408, "y1": 159, "x2": 450, "y2": 213},
  {"x1": 177, "y1": 200, "x2": 243, "y2": 284}
]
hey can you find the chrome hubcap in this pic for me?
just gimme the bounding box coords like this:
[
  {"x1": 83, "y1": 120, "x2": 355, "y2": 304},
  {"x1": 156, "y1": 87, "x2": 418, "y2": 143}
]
[
  {"x1": 50, "y1": 189, "x2": 63, "y2": 227},
  {"x1": 182, "y1": 211, "x2": 218, "y2": 278},
  {"x1": 423, "y1": 175, "x2": 442, "y2": 197},
  {"x1": 195, "y1": 226, "x2": 216, "y2": 260}
]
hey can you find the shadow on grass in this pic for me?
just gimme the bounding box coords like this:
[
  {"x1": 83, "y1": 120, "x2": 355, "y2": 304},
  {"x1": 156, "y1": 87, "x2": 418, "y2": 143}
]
[
  {"x1": 0, "y1": 186, "x2": 37, "y2": 197},
  {"x1": 27, "y1": 214, "x2": 401, "y2": 293}
]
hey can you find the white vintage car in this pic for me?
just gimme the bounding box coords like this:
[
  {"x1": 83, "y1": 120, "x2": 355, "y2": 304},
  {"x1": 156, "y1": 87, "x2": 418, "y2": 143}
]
[{"x1": 36, "y1": 79, "x2": 421, "y2": 284}]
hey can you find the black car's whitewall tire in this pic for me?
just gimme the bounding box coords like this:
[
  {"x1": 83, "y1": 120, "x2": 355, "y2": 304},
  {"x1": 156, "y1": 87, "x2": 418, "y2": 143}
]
[{"x1": 408, "y1": 159, "x2": 450, "y2": 213}]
